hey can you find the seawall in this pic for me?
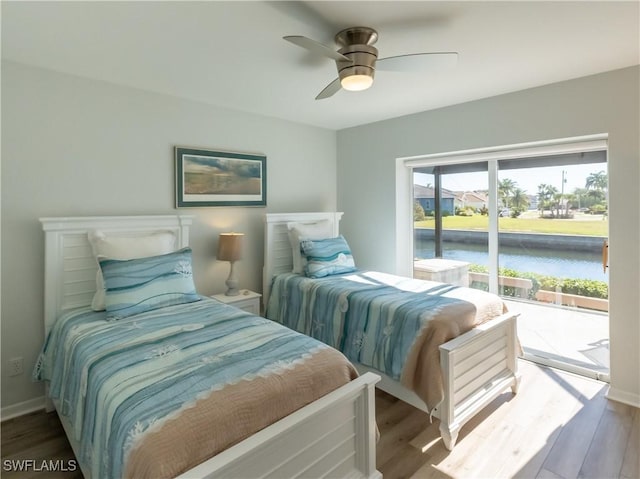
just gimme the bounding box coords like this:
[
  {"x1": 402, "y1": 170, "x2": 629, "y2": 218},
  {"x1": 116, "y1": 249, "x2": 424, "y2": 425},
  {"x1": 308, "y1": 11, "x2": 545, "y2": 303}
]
[{"x1": 415, "y1": 228, "x2": 606, "y2": 253}]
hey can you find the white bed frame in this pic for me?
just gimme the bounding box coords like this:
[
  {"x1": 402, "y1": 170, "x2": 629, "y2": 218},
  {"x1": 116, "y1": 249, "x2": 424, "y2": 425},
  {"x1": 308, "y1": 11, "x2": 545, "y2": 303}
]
[
  {"x1": 263, "y1": 212, "x2": 521, "y2": 450},
  {"x1": 40, "y1": 215, "x2": 381, "y2": 479}
]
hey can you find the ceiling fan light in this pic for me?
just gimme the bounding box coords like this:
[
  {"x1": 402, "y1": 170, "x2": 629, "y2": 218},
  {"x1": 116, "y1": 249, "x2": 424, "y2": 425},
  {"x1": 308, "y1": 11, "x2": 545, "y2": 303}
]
[{"x1": 341, "y1": 74, "x2": 374, "y2": 91}]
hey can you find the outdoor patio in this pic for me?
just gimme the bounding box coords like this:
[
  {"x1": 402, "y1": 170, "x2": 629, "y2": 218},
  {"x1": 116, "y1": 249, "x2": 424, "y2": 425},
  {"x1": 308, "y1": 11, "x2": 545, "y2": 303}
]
[{"x1": 504, "y1": 298, "x2": 610, "y2": 380}]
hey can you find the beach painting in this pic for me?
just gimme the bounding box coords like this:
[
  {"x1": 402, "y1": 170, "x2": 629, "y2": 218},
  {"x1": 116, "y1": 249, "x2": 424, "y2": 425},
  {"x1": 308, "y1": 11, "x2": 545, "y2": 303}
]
[{"x1": 176, "y1": 147, "x2": 266, "y2": 207}]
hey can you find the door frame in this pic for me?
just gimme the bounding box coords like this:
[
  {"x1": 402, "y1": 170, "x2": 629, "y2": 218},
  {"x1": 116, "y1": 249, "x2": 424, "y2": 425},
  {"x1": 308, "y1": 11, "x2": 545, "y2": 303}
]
[{"x1": 395, "y1": 134, "x2": 608, "y2": 279}]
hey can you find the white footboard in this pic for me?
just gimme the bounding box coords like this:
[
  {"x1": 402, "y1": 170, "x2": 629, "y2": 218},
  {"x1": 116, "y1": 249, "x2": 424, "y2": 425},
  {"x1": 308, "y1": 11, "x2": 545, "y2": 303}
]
[
  {"x1": 438, "y1": 312, "x2": 521, "y2": 449},
  {"x1": 177, "y1": 372, "x2": 382, "y2": 479},
  {"x1": 355, "y1": 312, "x2": 520, "y2": 451}
]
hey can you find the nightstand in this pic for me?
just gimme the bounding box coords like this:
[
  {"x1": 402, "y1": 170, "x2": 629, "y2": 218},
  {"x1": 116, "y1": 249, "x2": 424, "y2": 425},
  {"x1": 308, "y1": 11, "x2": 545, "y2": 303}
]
[{"x1": 211, "y1": 289, "x2": 262, "y2": 315}]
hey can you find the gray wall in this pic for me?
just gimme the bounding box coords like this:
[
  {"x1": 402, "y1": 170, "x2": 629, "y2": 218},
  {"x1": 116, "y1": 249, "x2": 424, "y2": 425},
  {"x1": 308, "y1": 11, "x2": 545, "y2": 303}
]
[
  {"x1": 1, "y1": 61, "x2": 337, "y2": 408},
  {"x1": 3, "y1": 60, "x2": 639, "y2": 412},
  {"x1": 337, "y1": 67, "x2": 640, "y2": 404}
]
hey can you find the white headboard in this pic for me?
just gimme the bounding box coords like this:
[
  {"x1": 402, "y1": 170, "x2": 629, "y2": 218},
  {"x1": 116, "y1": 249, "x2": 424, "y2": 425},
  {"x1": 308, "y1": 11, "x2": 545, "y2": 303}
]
[
  {"x1": 39, "y1": 215, "x2": 193, "y2": 334},
  {"x1": 263, "y1": 212, "x2": 343, "y2": 306}
]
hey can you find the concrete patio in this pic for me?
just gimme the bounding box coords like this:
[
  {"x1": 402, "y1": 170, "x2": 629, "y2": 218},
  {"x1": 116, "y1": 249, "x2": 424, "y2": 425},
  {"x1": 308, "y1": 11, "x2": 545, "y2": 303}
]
[
  {"x1": 412, "y1": 259, "x2": 610, "y2": 380},
  {"x1": 504, "y1": 298, "x2": 610, "y2": 380}
]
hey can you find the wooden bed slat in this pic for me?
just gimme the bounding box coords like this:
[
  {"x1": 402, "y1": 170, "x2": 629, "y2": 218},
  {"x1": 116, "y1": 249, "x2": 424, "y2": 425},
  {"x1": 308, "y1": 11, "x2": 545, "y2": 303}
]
[
  {"x1": 454, "y1": 357, "x2": 509, "y2": 406},
  {"x1": 271, "y1": 422, "x2": 355, "y2": 478},
  {"x1": 231, "y1": 401, "x2": 355, "y2": 477},
  {"x1": 299, "y1": 437, "x2": 357, "y2": 478},
  {"x1": 455, "y1": 336, "x2": 508, "y2": 376},
  {"x1": 321, "y1": 452, "x2": 359, "y2": 479}
]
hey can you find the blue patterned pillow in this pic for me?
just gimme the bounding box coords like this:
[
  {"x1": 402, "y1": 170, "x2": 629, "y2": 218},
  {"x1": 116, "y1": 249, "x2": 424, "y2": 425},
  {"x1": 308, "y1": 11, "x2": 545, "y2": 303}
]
[
  {"x1": 99, "y1": 247, "x2": 201, "y2": 320},
  {"x1": 301, "y1": 235, "x2": 357, "y2": 278}
]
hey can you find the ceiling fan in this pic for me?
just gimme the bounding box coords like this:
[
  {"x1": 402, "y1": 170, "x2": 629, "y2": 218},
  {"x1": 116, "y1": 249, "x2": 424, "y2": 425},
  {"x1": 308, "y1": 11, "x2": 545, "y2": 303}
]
[{"x1": 284, "y1": 26, "x2": 458, "y2": 100}]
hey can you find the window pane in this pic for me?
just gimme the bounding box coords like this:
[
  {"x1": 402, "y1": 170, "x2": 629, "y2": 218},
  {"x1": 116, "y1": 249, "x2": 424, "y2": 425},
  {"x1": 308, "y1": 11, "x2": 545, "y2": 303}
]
[
  {"x1": 413, "y1": 167, "x2": 489, "y2": 292},
  {"x1": 496, "y1": 162, "x2": 608, "y2": 310}
]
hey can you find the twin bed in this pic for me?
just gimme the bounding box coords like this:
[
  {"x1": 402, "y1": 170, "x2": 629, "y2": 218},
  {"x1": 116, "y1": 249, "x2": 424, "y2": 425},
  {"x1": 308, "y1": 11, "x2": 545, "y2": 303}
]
[
  {"x1": 38, "y1": 215, "x2": 380, "y2": 479},
  {"x1": 263, "y1": 212, "x2": 520, "y2": 450},
  {"x1": 37, "y1": 212, "x2": 520, "y2": 478}
]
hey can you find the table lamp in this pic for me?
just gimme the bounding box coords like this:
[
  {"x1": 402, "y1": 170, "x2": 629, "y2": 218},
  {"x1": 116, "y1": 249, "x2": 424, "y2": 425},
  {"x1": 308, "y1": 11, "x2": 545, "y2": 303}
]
[{"x1": 217, "y1": 232, "x2": 244, "y2": 296}]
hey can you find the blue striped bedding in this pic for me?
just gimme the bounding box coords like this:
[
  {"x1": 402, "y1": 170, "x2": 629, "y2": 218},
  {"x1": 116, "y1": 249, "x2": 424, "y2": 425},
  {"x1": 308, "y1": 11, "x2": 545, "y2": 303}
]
[
  {"x1": 266, "y1": 271, "x2": 506, "y2": 410},
  {"x1": 33, "y1": 298, "x2": 342, "y2": 478}
]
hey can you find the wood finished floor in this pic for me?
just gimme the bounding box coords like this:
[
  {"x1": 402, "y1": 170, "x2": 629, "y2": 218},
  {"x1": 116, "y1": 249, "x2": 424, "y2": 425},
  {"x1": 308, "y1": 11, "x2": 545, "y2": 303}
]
[{"x1": 1, "y1": 360, "x2": 638, "y2": 479}]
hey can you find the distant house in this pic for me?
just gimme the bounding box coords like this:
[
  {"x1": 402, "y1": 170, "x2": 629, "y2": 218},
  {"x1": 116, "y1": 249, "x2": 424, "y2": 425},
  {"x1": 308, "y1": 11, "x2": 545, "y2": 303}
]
[
  {"x1": 414, "y1": 185, "x2": 456, "y2": 215},
  {"x1": 455, "y1": 191, "x2": 488, "y2": 210}
]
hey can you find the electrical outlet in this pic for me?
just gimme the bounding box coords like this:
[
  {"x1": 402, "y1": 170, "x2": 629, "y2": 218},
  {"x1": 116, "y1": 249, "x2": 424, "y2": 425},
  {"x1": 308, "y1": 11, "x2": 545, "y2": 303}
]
[{"x1": 8, "y1": 357, "x2": 24, "y2": 376}]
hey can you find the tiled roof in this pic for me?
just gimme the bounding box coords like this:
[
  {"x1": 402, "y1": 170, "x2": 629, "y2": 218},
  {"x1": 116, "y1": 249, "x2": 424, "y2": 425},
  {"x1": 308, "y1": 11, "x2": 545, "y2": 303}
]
[{"x1": 414, "y1": 184, "x2": 456, "y2": 198}]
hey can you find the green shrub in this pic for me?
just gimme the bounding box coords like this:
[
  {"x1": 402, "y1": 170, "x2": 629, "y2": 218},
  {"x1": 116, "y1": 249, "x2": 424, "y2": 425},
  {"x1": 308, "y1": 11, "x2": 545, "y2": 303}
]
[
  {"x1": 467, "y1": 264, "x2": 607, "y2": 299},
  {"x1": 414, "y1": 201, "x2": 426, "y2": 221},
  {"x1": 588, "y1": 204, "x2": 607, "y2": 215},
  {"x1": 537, "y1": 276, "x2": 608, "y2": 299},
  {"x1": 455, "y1": 206, "x2": 475, "y2": 216}
]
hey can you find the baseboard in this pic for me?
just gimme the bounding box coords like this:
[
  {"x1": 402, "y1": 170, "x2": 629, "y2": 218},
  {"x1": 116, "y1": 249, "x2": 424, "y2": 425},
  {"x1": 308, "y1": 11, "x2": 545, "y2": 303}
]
[
  {"x1": 1, "y1": 396, "x2": 45, "y2": 422},
  {"x1": 606, "y1": 386, "x2": 640, "y2": 408}
]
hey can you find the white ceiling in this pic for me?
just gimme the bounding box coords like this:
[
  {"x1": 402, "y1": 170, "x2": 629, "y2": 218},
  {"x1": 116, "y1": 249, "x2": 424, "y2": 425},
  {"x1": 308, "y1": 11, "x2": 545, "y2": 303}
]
[{"x1": 2, "y1": 1, "x2": 638, "y2": 130}]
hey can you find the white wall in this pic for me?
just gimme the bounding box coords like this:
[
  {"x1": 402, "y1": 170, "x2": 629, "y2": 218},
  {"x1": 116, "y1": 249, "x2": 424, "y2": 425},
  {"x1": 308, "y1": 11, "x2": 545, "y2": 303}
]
[
  {"x1": 1, "y1": 61, "x2": 337, "y2": 410},
  {"x1": 337, "y1": 66, "x2": 640, "y2": 406}
]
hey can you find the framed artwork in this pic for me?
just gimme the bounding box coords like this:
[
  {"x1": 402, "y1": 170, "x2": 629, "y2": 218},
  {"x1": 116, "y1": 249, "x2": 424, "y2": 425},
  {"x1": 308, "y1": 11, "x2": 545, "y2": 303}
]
[{"x1": 175, "y1": 147, "x2": 267, "y2": 207}]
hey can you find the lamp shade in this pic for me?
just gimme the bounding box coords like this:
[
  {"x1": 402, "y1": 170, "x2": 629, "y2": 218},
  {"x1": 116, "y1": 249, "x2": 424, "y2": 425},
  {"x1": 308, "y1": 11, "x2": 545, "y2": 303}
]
[{"x1": 217, "y1": 233, "x2": 244, "y2": 262}]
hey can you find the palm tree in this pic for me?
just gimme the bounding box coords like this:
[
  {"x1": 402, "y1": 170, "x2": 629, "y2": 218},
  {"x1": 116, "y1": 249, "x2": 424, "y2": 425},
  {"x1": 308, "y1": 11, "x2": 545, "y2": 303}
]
[
  {"x1": 510, "y1": 187, "x2": 529, "y2": 216},
  {"x1": 587, "y1": 189, "x2": 605, "y2": 202},
  {"x1": 498, "y1": 178, "x2": 516, "y2": 208},
  {"x1": 585, "y1": 170, "x2": 608, "y2": 214},
  {"x1": 585, "y1": 171, "x2": 607, "y2": 192},
  {"x1": 537, "y1": 183, "x2": 558, "y2": 217},
  {"x1": 572, "y1": 187, "x2": 589, "y2": 210},
  {"x1": 553, "y1": 193, "x2": 564, "y2": 218},
  {"x1": 564, "y1": 193, "x2": 577, "y2": 216}
]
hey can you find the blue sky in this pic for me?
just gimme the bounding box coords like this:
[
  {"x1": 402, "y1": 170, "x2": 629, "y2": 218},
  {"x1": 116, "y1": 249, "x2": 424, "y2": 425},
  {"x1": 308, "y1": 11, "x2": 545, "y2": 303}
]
[{"x1": 415, "y1": 162, "x2": 607, "y2": 195}]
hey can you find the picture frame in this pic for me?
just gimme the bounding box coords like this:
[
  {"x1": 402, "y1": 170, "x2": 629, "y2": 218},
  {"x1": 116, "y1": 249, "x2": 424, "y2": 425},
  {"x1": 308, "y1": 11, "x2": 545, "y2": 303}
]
[{"x1": 175, "y1": 147, "x2": 267, "y2": 207}]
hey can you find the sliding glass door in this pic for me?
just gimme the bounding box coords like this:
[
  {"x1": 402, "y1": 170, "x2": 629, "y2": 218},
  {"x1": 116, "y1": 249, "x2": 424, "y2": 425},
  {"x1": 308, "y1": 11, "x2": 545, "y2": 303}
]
[
  {"x1": 410, "y1": 144, "x2": 609, "y2": 379},
  {"x1": 496, "y1": 154, "x2": 609, "y2": 378}
]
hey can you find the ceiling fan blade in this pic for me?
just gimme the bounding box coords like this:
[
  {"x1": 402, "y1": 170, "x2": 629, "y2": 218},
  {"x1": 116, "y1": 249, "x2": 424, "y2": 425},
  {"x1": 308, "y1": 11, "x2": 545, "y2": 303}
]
[
  {"x1": 315, "y1": 78, "x2": 342, "y2": 100},
  {"x1": 284, "y1": 35, "x2": 351, "y2": 62},
  {"x1": 376, "y1": 52, "x2": 458, "y2": 72}
]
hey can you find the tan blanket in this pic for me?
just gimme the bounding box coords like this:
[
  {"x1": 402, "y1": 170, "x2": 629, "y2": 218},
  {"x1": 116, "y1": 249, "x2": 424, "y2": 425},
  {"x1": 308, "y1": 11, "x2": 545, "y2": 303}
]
[
  {"x1": 399, "y1": 287, "x2": 507, "y2": 410},
  {"x1": 267, "y1": 271, "x2": 508, "y2": 413},
  {"x1": 124, "y1": 347, "x2": 357, "y2": 479}
]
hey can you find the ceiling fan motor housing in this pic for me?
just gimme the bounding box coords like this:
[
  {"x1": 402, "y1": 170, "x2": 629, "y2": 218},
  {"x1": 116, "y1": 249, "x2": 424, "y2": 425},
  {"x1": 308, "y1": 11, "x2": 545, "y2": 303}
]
[
  {"x1": 334, "y1": 26, "x2": 378, "y2": 47},
  {"x1": 336, "y1": 44, "x2": 378, "y2": 82},
  {"x1": 334, "y1": 27, "x2": 379, "y2": 85}
]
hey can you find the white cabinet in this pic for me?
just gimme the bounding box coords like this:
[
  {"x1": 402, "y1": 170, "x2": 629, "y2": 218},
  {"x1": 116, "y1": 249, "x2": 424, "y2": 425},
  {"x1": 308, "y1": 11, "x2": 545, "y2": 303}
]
[{"x1": 211, "y1": 290, "x2": 261, "y2": 315}]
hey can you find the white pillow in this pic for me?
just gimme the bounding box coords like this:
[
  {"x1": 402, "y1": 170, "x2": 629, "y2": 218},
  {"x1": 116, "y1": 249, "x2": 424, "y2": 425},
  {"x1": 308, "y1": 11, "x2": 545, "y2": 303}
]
[
  {"x1": 88, "y1": 230, "x2": 177, "y2": 310},
  {"x1": 287, "y1": 220, "x2": 333, "y2": 274}
]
